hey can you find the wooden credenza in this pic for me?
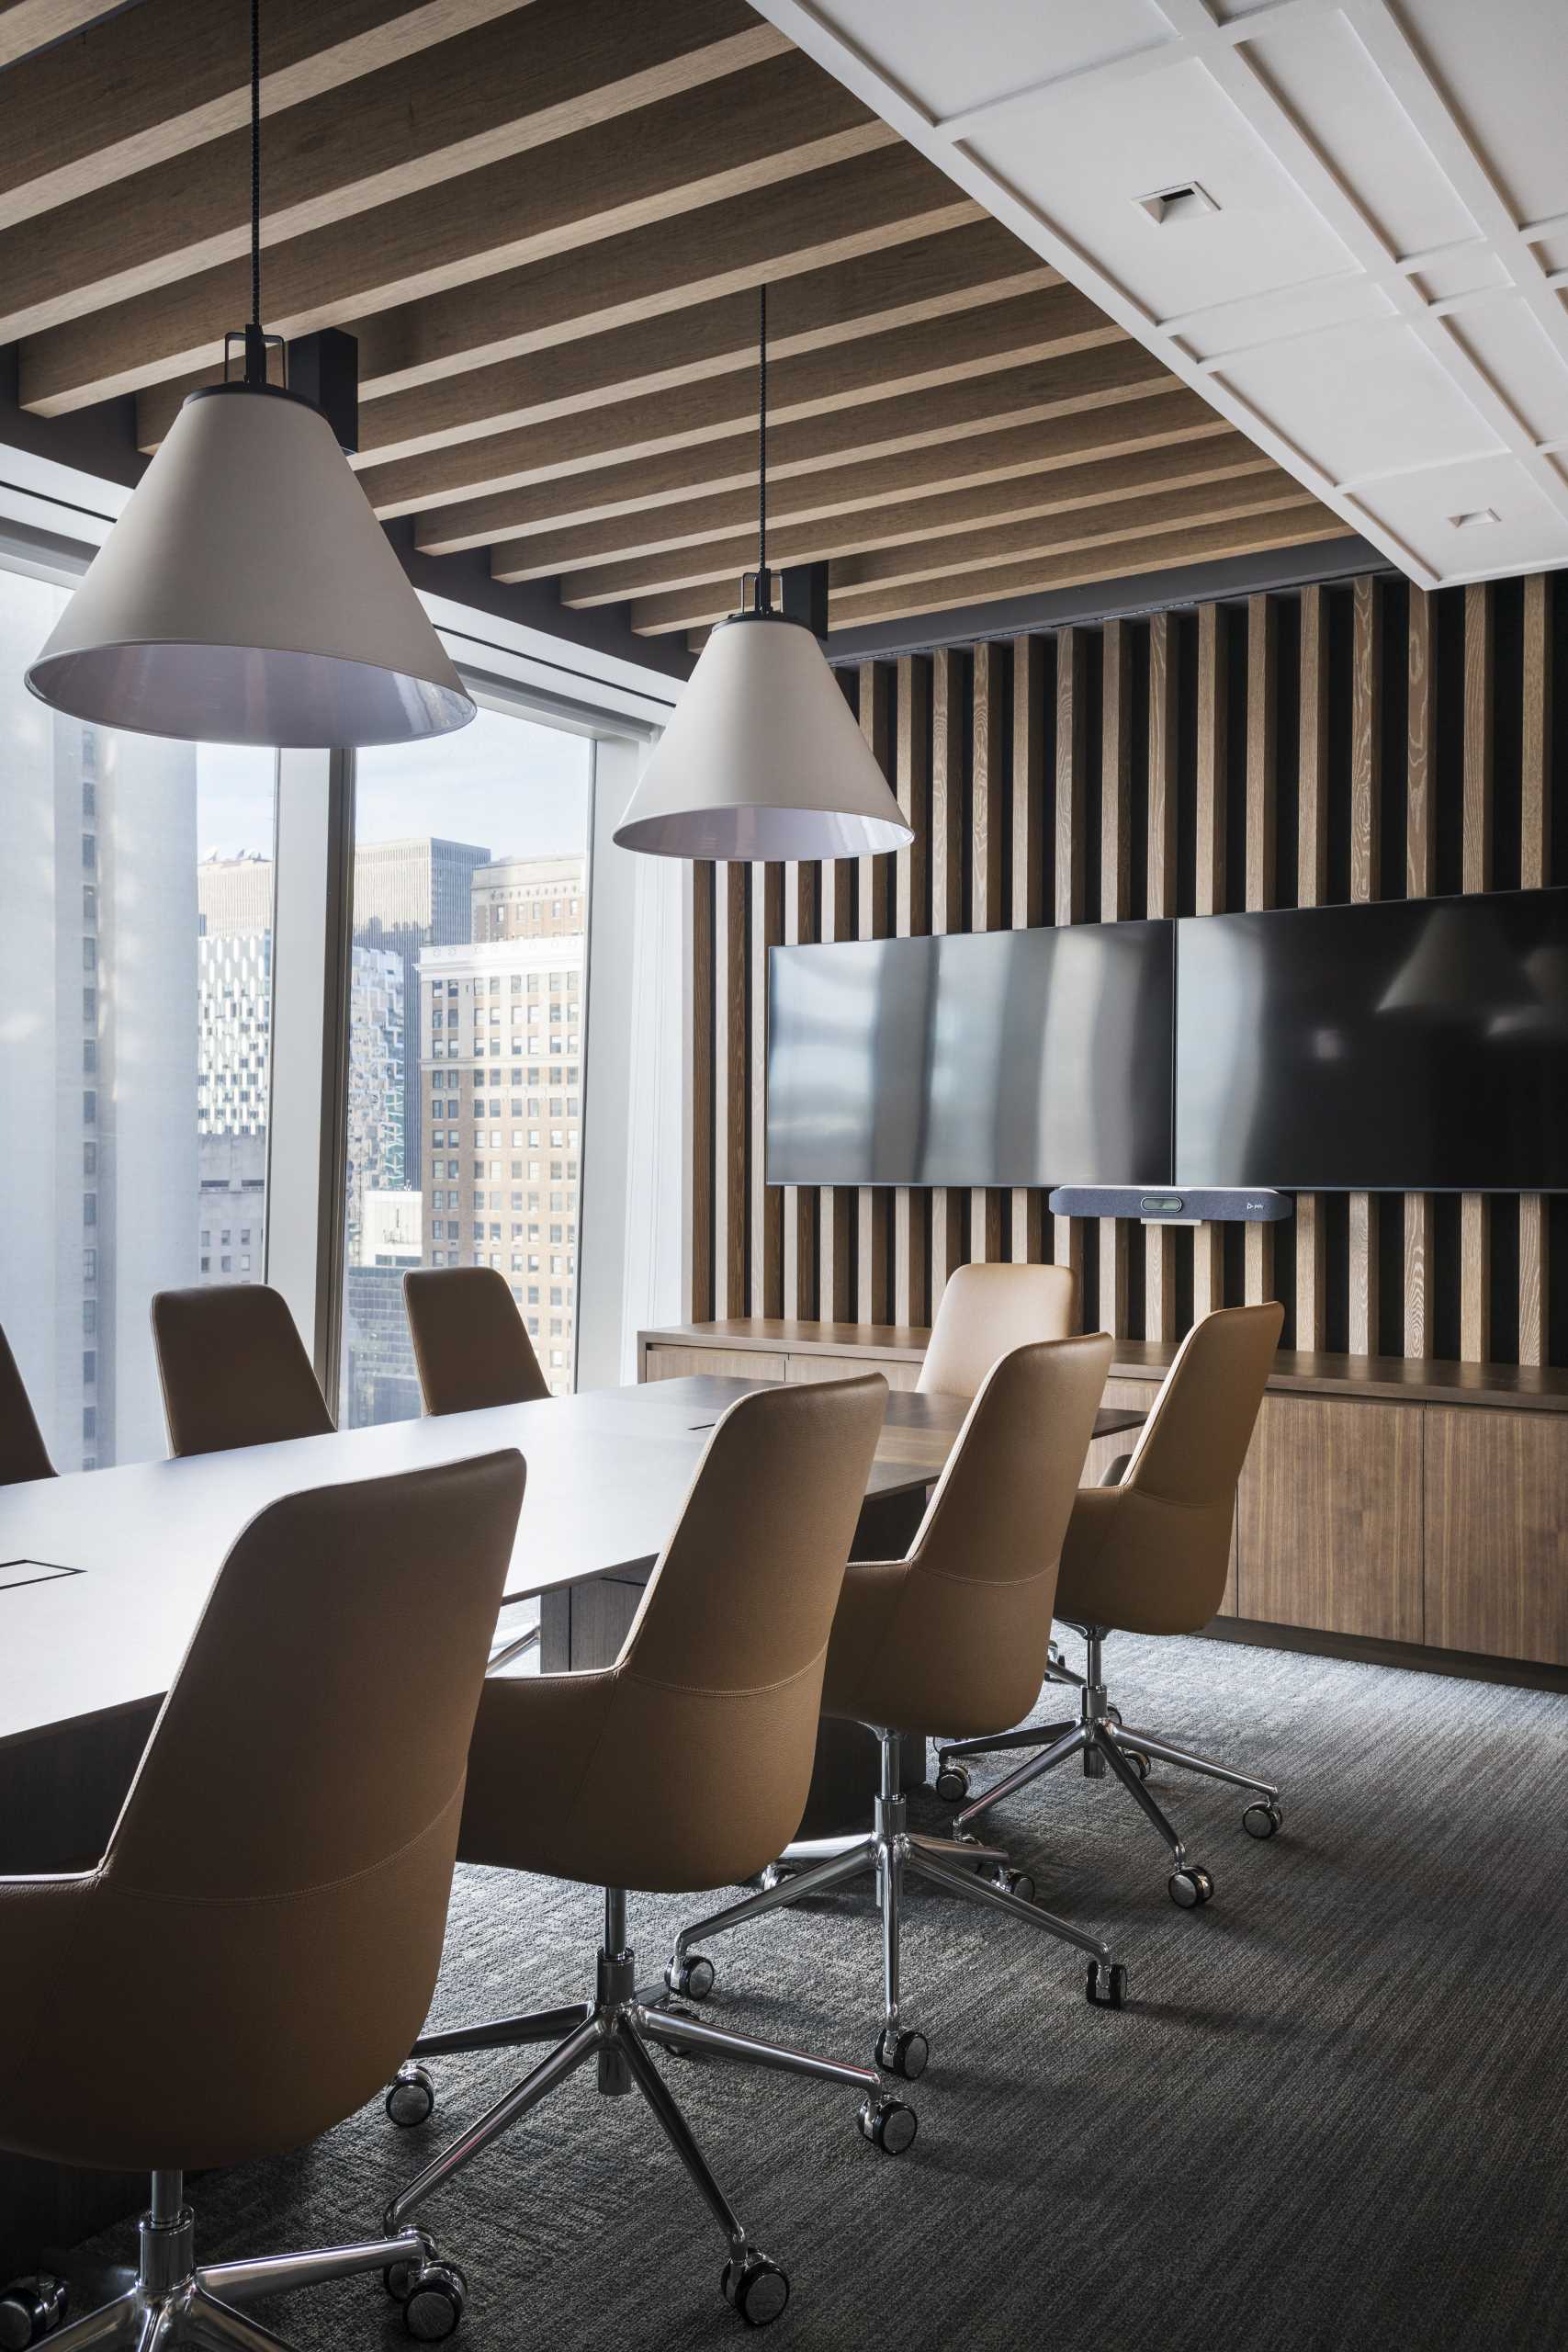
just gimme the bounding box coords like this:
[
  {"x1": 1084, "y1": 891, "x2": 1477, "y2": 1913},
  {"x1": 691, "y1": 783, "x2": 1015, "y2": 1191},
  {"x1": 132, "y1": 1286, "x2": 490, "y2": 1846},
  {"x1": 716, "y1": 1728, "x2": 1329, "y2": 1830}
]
[{"x1": 639, "y1": 1322, "x2": 1568, "y2": 1679}]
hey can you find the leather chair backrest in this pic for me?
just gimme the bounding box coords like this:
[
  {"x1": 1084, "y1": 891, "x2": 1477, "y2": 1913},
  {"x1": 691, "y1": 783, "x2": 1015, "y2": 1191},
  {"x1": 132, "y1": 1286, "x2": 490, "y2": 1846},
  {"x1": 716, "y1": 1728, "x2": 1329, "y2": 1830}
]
[
  {"x1": 152, "y1": 1283, "x2": 334, "y2": 1457},
  {"x1": 850, "y1": 1334, "x2": 1112, "y2": 1736},
  {"x1": 918, "y1": 1261, "x2": 1077, "y2": 1399},
  {"x1": 1, "y1": 1451, "x2": 523, "y2": 2174},
  {"x1": 405, "y1": 1264, "x2": 551, "y2": 1415},
  {"x1": 1119, "y1": 1301, "x2": 1283, "y2": 1510},
  {"x1": 487, "y1": 1377, "x2": 886, "y2": 1893},
  {"x1": 0, "y1": 1319, "x2": 53, "y2": 1487}
]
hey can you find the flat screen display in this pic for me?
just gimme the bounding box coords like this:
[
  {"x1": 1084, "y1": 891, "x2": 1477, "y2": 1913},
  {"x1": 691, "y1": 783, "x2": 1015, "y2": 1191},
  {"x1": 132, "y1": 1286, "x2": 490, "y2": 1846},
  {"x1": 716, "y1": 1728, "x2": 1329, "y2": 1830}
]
[
  {"x1": 765, "y1": 923, "x2": 1174, "y2": 1188},
  {"x1": 1176, "y1": 888, "x2": 1568, "y2": 1192}
]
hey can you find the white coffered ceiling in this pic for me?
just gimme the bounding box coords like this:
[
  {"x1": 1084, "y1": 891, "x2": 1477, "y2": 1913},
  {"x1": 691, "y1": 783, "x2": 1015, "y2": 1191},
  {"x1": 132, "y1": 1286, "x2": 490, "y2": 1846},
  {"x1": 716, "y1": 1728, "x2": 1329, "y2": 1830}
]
[{"x1": 750, "y1": 0, "x2": 1568, "y2": 587}]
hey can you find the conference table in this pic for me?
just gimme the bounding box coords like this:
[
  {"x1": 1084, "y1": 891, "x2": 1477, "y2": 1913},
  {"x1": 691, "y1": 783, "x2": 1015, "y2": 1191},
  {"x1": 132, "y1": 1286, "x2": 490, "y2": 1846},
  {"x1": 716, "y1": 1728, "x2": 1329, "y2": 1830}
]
[{"x1": 0, "y1": 1371, "x2": 1144, "y2": 2276}]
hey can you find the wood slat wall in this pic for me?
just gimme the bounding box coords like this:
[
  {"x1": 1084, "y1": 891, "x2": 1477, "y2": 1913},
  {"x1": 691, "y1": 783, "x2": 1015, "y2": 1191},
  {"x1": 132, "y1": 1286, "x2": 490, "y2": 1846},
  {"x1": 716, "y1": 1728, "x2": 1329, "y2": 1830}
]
[{"x1": 689, "y1": 566, "x2": 1566, "y2": 1366}]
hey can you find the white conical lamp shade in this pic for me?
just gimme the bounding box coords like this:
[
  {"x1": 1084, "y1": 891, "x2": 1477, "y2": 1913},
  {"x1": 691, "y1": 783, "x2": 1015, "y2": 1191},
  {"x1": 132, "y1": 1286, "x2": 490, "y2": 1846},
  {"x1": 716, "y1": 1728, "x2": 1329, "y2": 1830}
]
[
  {"x1": 614, "y1": 610, "x2": 913, "y2": 861},
  {"x1": 26, "y1": 382, "x2": 474, "y2": 747}
]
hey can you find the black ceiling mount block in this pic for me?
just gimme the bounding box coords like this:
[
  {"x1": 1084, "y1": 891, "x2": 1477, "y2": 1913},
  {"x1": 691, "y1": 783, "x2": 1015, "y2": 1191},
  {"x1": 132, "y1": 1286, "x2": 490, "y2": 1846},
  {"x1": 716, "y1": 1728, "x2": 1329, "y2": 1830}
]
[
  {"x1": 286, "y1": 328, "x2": 359, "y2": 454},
  {"x1": 780, "y1": 560, "x2": 830, "y2": 639}
]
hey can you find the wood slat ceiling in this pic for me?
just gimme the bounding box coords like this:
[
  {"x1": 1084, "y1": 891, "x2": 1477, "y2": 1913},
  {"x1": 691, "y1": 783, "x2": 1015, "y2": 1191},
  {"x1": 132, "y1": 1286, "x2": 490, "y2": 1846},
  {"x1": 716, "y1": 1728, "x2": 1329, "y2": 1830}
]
[{"x1": 1, "y1": 0, "x2": 1354, "y2": 650}]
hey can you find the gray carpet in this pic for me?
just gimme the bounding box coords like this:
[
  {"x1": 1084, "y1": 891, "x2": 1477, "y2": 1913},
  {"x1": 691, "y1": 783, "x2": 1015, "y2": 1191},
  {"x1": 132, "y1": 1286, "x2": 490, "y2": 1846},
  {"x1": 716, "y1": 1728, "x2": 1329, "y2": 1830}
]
[{"x1": 71, "y1": 1634, "x2": 1568, "y2": 2351}]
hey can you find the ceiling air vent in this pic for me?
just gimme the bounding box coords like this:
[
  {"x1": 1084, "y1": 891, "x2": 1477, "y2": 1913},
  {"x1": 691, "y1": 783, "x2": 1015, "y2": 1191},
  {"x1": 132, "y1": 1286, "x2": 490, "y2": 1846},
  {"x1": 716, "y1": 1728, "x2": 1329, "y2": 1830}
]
[
  {"x1": 1134, "y1": 182, "x2": 1219, "y2": 226},
  {"x1": 1449, "y1": 507, "x2": 1501, "y2": 529}
]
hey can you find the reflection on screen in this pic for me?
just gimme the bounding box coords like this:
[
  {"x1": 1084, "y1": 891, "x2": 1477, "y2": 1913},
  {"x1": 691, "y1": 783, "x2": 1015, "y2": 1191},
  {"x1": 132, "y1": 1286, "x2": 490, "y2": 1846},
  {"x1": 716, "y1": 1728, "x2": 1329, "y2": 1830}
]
[{"x1": 766, "y1": 926, "x2": 1174, "y2": 1188}]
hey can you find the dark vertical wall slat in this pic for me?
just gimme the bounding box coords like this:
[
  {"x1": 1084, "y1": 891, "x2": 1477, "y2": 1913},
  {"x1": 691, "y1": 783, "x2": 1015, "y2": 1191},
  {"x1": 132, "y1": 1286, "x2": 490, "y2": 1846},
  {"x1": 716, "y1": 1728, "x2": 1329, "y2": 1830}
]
[
  {"x1": 690, "y1": 566, "x2": 1563, "y2": 1374},
  {"x1": 1462, "y1": 582, "x2": 1495, "y2": 1363}
]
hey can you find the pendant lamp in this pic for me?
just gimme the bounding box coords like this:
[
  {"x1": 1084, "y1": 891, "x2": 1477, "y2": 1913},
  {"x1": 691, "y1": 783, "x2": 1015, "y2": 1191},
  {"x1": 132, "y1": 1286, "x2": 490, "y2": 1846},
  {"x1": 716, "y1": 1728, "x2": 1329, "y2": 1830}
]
[
  {"x1": 25, "y1": 4, "x2": 473, "y2": 749},
  {"x1": 613, "y1": 288, "x2": 911, "y2": 862}
]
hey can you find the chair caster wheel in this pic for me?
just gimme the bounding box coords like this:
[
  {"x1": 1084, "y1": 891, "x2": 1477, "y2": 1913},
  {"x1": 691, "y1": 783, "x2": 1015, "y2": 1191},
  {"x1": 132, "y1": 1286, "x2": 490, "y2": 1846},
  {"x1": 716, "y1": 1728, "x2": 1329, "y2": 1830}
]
[
  {"x1": 721, "y1": 2252, "x2": 789, "y2": 2328},
  {"x1": 858, "y1": 2095, "x2": 918, "y2": 2154},
  {"x1": 874, "y1": 2026, "x2": 929, "y2": 2080},
  {"x1": 1087, "y1": 1960, "x2": 1128, "y2": 2010},
  {"x1": 933, "y1": 1761, "x2": 969, "y2": 1803},
  {"x1": 666, "y1": 1951, "x2": 716, "y2": 1999},
  {"x1": 1243, "y1": 1799, "x2": 1282, "y2": 1839},
  {"x1": 401, "y1": 2258, "x2": 467, "y2": 2342},
  {"x1": 386, "y1": 2063, "x2": 436, "y2": 2128},
  {"x1": 1168, "y1": 1865, "x2": 1213, "y2": 1908},
  {"x1": 0, "y1": 2276, "x2": 68, "y2": 2349},
  {"x1": 988, "y1": 1865, "x2": 1036, "y2": 1905}
]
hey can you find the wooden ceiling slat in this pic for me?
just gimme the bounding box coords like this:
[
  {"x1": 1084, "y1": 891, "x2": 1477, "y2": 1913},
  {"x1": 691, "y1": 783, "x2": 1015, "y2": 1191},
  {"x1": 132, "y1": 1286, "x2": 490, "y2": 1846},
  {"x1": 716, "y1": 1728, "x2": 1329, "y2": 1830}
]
[
  {"x1": 483, "y1": 392, "x2": 1235, "y2": 570},
  {"x1": 557, "y1": 438, "x2": 1276, "y2": 605},
  {"x1": 136, "y1": 221, "x2": 1055, "y2": 458},
  {"x1": 355, "y1": 149, "x2": 976, "y2": 400},
  {"x1": 629, "y1": 481, "x2": 1325, "y2": 633},
  {"x1": 0, "y1": 0, "x2": 122, "y2": 72},
  {"x1": 813, "y1": 514, "x2": 1356, "y2": 632},
  {"x1": 357, "y1": 285, "x2": 1124, "y2": 514},
  {"x1": 0, "y1": 1, "x2": 528, "y2": 231},
  {"x1": 3, "y1": 0, "x2": 789, "y2": 346},
  {"x1": 17, "y1": 51, "x2": 892, "y2": 413}
]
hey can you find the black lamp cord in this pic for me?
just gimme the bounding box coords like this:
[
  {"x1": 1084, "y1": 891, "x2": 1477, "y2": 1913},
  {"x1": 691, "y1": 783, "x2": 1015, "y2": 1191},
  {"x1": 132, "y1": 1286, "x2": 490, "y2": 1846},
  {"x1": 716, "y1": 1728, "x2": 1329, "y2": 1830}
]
[
  {"x1": 239, "y1": 0, "x2": 266, "y2": 385},
  {"x1": 757, "y1": 281, "x2": 768, "y2": 592}
]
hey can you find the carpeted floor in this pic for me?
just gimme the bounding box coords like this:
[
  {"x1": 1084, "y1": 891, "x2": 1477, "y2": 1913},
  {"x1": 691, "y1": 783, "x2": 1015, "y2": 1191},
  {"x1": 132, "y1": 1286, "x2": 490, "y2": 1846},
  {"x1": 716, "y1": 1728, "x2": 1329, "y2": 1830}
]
[{"x1": 71, "y1": 1632, "x2": 1568, "y2": 2351}]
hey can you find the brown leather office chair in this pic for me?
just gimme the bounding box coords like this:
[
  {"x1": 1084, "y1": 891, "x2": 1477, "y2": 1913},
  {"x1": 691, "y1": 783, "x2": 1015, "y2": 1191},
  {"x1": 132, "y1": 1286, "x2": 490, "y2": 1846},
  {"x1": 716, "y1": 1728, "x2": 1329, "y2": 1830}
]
[
  {"x1": 0, "y1": 1450, "x2": 525, "y2": 2350},
  {"x1": 404, "y1": 1265, "x2": 552, "y2": 1672},
  {"x1": 670, "y1": 1335, "x2": 1122, "y2": 2085},
  {"x1": 939, "y1": 1303, "x2": 1284, "y2": 1910},
  {"x1": 917, "y1": 1260, "x2": 1077, "y2": 1397},
  {"x1": 152, "y1": 1283, "x2": 334, "y2": 1457},
  {"x1": 405, "y1": 1264, "x2": 551, "y2": 1414},
  {"x1": 0, "y1": 1319, "x2": 54, "y2": 1486},
  {"x1": 381, "y1": 1377, "x2": 906, "y2": 2333}
]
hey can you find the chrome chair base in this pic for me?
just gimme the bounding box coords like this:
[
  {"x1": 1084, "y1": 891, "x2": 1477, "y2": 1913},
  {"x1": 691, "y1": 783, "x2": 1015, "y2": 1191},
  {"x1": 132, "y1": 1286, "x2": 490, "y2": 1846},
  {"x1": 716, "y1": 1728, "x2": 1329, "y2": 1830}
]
[
  {"x1": 672, "y1": 1732, "x2": 1127, "y2": 2077},
  {"x1": 938, "y1": 1628, "x2": 1283, "y2": 1908},
  {"x1": 382, "y1": 1891, "x2": 913, "y2": 2332},
  {"x1": 39, "y1": 2176, "x2": 450, "y2": 2350}
]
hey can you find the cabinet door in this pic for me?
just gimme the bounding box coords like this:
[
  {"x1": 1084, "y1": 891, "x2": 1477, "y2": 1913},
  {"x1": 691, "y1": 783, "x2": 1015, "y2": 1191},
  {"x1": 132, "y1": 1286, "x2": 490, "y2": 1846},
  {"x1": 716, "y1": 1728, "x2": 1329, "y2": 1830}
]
[
  {"x1": 1081, "y1": 1378, "x2": 1161, "y2": 1488},
  {"x1": 1237, "y1": 1395, "x2": 1423, "y2": 1641},
  {"x1": 1426, "y1": 1408, "x2": 1568, "y2": 1666},
  {"x1": 642, "y1": 1345, "x2": 786, "y2": 1384},
  {"x1": 785, "y1": 1351, "x2": 921, "y2": 1391}
]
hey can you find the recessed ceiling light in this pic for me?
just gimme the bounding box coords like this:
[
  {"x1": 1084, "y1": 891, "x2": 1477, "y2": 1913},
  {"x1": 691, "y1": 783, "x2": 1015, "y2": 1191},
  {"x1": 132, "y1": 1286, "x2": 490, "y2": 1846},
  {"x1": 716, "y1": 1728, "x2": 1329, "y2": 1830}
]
[
  {"x1": 1449, "y1": 507, "x2": 1502, "y2": 528},
  {"x1": 1134, "y1": 182, "x2": 1219, "y2": 226}
]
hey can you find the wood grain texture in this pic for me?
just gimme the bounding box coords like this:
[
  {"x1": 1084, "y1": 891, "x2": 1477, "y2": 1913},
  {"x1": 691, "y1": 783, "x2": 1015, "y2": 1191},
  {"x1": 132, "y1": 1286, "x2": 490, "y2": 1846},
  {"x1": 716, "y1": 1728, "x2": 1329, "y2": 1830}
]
[
  {"x1": 930, "y1": 647, "x2": 965, "y2": 938},
  {"x1": 475, "y1": 386, "x2": 1226, "y2": 560},
  {"x1": 1405, "y1": 584, "x2": 1436, "y2": 897},
  {"x1": 690, "y1": 863, "x2": 716, "y2": 1322},
  {"x1": 1462, "y1": 582, "x2": 1495, "y2": 892},
  {"x1": 1348, "y1": 1191, "x2": 1379, "y2": 1358},
  {"x1": 713, "y1": 864, "x2": 748, "y2": 1318},
  {"x1": 22, "y1": 54, "x2": 893, "y2": 411},
  {"x1": 1055, "y1": 627, "x2": 1086, "y2": 927},
  {"x1": 1245, "y1": 592, "x2": 1276, "y2": 913},
  {"x1": 855, "y1": 662, "x2": 892, "y2": 1328},
  {"x1": 1519, "y1": 572, "x2": 1551, "y2": 1367},
  {"x1": 1101, "y1": 618, "x2": 1132, "y2": 922},
  {"x1": 1404, "y1": 1195, "x2": 1436, "y2": 1363},
  {"x1": 1295, "y1": 1192, "x2": 1327, "y2": 1356},
  {"x1": 644, "y1": 1343, "x2": 786, "y2": 1382},
  {"x1": 1237, "y1": 1396, "x2": 1424, "y2": 1642},
  {"x1": 750, "y1": 862, "x2": 784, "y2": 1320},
  {"x1": 1426, "y1": 1406, "x2": 1568, "y2": 1665},
  {"x1": 1461, "y1": 1190, "x2": 1491, "y2": 1365}
]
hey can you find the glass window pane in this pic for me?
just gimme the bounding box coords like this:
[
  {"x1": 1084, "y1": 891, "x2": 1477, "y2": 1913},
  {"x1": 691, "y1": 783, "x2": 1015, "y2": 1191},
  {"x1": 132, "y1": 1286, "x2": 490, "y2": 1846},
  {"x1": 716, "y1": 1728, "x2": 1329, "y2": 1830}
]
[
  {"x1": 0, "y1": 566, "x2": 276, "y2": 1471},
  {"x1": 340, "y1": 706, "x2": 592, "y2": 1428}
]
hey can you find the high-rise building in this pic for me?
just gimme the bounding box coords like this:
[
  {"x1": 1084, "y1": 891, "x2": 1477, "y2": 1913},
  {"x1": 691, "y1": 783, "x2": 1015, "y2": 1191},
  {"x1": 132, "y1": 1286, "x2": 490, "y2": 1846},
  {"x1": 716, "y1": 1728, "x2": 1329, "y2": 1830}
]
[
  {"x1": 0, "y1": 572, "x2": 197, "y2": 1470},
  {"x1": 197, "y1": 850, "x2": 274, "y2": 938},
  {"x1": 352, "y1": 836, "x2": 490, "y2": 1182},
  {"x1": 344, "y1": 945, "x2": 405, "y2": 1261},
  {"x1": 471, "y1": 854, "x2": 586, "y2": 942},
  {"x1": 420, "y1": 930, "x2": 585, "y2": 1394},
  {"x1": 197, "y1": 929, "x2": 270, "y2": 1138}
]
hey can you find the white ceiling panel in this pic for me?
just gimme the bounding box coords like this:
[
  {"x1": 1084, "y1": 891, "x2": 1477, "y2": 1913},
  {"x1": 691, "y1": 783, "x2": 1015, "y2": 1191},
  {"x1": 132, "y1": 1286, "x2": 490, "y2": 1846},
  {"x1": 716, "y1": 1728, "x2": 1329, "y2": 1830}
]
[
  {"x1": 753, "y1": 0, "x2": 1568, "y2": 585},
  {"x1": 1220, "y1": 315, "x2": 1502, "y2": 481},
  {"x1": 807, "y1": 0, "x2": 1171, "y2": 126},
  {"x1": 967, "y1": 58, "x2": 1354, "y2": 319},
  {"x1": 1245, "y1": 12, "x2": 1476, "y2": 255},
  {"x1": 1356, "y1": 453, "x2": 1568, "y2": 577}
]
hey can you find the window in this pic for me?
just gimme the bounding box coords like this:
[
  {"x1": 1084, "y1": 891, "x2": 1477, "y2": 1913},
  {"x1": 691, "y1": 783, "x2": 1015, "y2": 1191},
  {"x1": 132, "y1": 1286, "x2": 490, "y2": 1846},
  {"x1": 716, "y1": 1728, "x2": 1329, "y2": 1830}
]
[
  {"x1": 338, "y1": 705, "x2": 592, "y2": 1425},
  {"x1": 0, "y1": 567, "x2": 276, "y2": 1469}
]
